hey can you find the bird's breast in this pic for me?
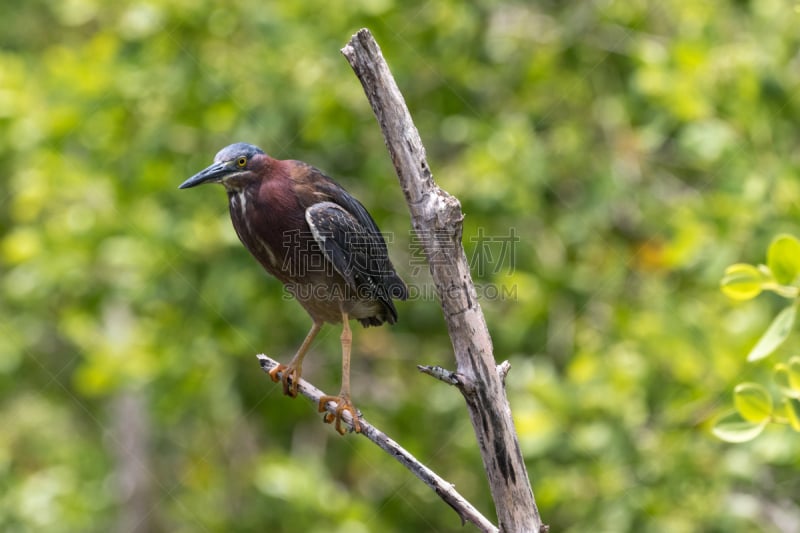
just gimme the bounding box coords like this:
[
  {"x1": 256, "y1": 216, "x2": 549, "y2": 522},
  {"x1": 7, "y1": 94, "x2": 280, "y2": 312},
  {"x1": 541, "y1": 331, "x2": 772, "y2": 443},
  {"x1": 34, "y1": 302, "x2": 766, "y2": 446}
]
[{"x1": 227, "y1": 186, "x2": 325, "y2": 283}]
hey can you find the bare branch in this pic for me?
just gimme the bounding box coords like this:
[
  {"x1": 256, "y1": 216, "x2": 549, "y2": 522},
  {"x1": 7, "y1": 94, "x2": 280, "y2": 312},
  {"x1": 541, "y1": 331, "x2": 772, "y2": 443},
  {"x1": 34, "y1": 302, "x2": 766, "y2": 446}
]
[
  {"x1": 417, "y1": 364, "x2": 462, "y2": 386},
  {"x1": 341, "y1": 28, "x2": 545, "y2": 532},
  {"x1": 418, "y1": 362, "x2": 511, "y2": 387},
  {"x1": 257, "y1": 354, "x2": 498, "y2": 533}
]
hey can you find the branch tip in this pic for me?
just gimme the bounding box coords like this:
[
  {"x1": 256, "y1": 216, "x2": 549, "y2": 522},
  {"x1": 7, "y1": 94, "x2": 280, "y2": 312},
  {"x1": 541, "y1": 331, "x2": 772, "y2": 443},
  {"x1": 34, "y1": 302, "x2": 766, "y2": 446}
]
[
  {"x1": 256, "y1": 353, "x2": 272, "y2": 370},
  {"x1": 497, "y1": 360, "x2": 511, "y2": 385},
  {"x1": 417, "y1": 364, "x2": 461, "y2": 386}
]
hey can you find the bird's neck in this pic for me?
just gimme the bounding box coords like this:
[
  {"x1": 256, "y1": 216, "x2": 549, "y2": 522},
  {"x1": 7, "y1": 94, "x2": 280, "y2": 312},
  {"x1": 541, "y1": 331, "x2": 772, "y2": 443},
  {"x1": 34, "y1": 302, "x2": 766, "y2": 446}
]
[{"x1": 225, "y1": 166, "x2": 307, "y2": 272}]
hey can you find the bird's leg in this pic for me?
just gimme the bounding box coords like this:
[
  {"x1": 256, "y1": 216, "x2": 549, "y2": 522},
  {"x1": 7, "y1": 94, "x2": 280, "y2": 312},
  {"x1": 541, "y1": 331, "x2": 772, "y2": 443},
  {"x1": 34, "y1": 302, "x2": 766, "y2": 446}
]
[
  {"x1": 319, "y1": 311, "x2": 361, "y2": 434},
  {"x1": 269, "y1": 321, "x2": 322, "y2": 397}
]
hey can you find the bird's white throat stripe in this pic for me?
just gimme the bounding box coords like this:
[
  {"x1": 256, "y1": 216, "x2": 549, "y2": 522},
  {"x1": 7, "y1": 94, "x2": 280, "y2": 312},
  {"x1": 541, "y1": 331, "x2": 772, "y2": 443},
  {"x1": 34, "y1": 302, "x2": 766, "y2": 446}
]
[
  {"x1": 256, "y1": 235, "x2": 277, "y2": 267},
  {"x1": 235, "y1": 191, "x2": 247, "y2": 215},
  {"x1": 232, "y1": 191, "x2": 277, "y2": 267}
]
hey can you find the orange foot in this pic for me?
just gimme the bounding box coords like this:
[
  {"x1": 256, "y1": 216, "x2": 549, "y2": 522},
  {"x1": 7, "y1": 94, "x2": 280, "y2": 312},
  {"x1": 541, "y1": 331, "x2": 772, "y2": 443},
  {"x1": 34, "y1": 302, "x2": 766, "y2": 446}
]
[
  {"x1": 318, "y1": 395, "x2": 361, "y2": 435},
  {"x1": 267, "y1": 363, "x2": 301, "y2": 397}
]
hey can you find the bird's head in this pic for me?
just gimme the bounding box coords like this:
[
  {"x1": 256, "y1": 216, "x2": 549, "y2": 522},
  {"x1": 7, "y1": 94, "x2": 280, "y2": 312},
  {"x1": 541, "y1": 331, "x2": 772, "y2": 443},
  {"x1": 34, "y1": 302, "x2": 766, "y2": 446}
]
[{"x1": 179, "y1": 143, "x2": 267, "y2": 191}]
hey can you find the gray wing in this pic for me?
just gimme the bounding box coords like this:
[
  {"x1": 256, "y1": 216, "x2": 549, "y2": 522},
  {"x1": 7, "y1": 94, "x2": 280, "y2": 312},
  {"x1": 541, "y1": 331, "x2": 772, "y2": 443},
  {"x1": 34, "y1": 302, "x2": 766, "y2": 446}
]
[{"x1": 305, "y1": 201, "x2": 404, "y2": 321}]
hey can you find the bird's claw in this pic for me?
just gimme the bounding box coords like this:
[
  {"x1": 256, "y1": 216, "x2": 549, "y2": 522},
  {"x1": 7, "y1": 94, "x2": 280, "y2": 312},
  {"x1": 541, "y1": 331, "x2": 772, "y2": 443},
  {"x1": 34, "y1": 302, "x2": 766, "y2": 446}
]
[
  {"x1": 318, "y1": 395, "x2": 361, "y2": 435},
  {"x1": 268, "y1": 363, "x2": 300, "y2": 398},
  {"x1": 267, "y1": 363, "x2": 286, "y2": 383}
]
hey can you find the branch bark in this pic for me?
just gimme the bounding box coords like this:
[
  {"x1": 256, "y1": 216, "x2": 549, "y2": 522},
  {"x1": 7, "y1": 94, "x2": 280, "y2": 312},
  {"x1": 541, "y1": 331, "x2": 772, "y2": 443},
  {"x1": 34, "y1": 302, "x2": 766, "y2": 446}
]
[
  {"x1": 257, "y1": 354, "x2": 498, "y2": 533},
  {"x1": 341, "y1": 29, "x2": 544, "y2": 533}
]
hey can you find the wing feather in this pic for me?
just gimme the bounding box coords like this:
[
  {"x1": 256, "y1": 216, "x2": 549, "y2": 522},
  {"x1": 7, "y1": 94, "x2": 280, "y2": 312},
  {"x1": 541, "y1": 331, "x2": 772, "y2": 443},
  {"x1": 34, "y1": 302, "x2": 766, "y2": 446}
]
[{"x1": 306, "y1": 202, "x2": 406, "y2": 322}]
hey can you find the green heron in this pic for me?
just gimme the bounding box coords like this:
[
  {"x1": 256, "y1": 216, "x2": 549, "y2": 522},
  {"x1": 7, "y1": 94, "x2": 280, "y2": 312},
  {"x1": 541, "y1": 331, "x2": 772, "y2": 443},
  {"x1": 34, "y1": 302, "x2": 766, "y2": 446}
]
[{"x1": 180, "y1": 143, "x2": 407, "y2": 434}]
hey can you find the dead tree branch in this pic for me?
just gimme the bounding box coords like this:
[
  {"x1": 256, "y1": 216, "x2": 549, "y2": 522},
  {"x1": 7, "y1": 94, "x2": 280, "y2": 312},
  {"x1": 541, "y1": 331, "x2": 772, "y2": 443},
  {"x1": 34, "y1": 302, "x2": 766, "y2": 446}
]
[
  {"x1": 341, "y1": 28, "x2": 544, "y2": 533},
  {"x1": 257, "y1": 354, "x2": 498, "y2": 533}
]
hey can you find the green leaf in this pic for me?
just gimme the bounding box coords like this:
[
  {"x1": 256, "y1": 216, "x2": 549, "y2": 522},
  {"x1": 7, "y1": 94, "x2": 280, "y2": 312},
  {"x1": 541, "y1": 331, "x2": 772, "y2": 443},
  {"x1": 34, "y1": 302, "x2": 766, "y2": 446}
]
[
  {"x1": 733, "y1": 382, "x2": 773, "y2": 423},
  {"x1": 774, "y1": 364, "x2": 797, "y2": 399},
  {"x1": 774, "y1": 357, "x2": 800, "y2": 399},
  {"x1": 784, "y1": 398, "x2": 800, "y2": 431},
  {"x1": 790, "y1": 356, "x2": 800, "y2": 389},
  {"x1": 788, "y1": 355, "x2": 800, "y2": 391},
  {"x1": 711, "y1": 410, "x2": 767, "y2": 443},
  {"x1": 720, "y1": 263, "x2": 764, "y2": 301},
  {"x1": 747, "y1": 305, "x2": 796, "y2": 362},
  {"x1": 767, "y1": 234, "x2": 800, "y2": 285}
]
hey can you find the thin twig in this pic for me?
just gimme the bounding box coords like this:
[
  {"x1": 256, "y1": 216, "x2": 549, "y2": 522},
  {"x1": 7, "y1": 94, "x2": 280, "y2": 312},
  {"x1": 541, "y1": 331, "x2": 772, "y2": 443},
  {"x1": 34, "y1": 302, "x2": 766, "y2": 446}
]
[
  {"x1": 417, "y1": 365, "x2": 463, "y2": 386},
  {"x1": 418, "y1": 362, "x2": 512, "y2": 387},
  {"x1": 257, "y1": 354, "x2": 498, "y2": 533}
]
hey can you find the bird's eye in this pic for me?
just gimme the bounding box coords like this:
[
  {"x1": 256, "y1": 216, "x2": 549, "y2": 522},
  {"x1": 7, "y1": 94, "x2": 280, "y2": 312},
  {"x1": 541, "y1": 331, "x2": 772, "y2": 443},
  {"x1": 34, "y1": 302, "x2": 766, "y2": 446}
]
[{"x1": 236, "y1": 156, "x2": 247, "y2": 167}]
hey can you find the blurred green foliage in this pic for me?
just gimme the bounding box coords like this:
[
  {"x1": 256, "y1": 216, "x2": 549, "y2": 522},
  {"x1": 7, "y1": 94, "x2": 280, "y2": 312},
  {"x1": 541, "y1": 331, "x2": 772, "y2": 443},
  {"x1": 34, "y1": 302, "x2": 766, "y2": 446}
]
[{"x1": 2, "y1": 1, "x2": 800, "y2": 532}]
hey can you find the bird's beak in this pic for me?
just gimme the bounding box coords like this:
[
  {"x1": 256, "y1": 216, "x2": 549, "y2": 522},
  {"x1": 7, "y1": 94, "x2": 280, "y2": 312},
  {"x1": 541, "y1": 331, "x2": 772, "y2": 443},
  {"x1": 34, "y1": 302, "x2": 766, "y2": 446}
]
[{"x1": 178, "y1": 161, "x2": 231, "y2": 189}]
